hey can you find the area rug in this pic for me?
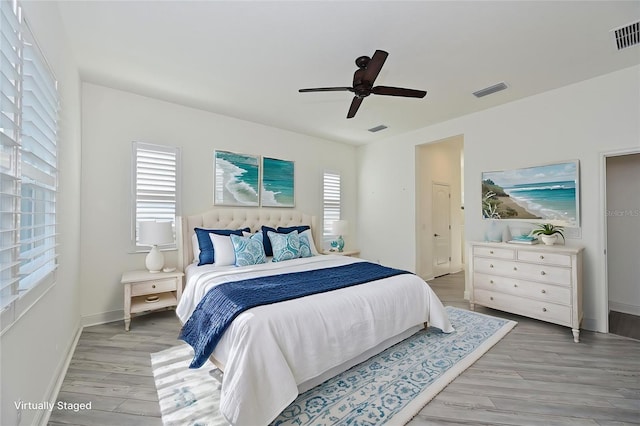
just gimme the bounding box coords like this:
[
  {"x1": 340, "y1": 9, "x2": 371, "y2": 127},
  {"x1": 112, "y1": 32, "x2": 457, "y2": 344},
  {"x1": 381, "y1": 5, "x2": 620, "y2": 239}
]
[{"x1": 151, "y1": 306, "x2": 516, "y2": 426}]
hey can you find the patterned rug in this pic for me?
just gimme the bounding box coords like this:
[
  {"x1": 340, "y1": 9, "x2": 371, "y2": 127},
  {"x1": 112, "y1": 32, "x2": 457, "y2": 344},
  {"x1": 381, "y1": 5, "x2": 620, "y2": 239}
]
[{"x1": 151, "y1": 306, "x2": 516, "y2": 425}]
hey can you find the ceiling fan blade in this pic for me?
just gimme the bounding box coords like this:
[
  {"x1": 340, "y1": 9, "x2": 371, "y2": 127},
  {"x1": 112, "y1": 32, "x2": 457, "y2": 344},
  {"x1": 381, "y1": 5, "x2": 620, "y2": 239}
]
[
  {"x1": 362, "y1": 50, "x2": 388, "y2": 84},
  {"x1": 299, "y1": 87, "x2": 353, "y2": 93},
  {"x1": 347, "y1": 96, "x2": 363, "y2": 119},
  {"x1": 371, "y1": 86, "x2": 427, "y2": 98}
]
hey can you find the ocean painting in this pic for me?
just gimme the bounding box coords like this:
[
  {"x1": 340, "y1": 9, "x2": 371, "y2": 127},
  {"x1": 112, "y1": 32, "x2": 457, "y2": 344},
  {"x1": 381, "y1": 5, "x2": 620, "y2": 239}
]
[
  {"x1": 261, "y1": 157, "x2": 294, "y2": 207},
  {"x1": 482, "y1": 161, "x2": 580, "y2": 227},
  {"x1": 214, "y1": 151, "x2": 260, "y2": 206}
]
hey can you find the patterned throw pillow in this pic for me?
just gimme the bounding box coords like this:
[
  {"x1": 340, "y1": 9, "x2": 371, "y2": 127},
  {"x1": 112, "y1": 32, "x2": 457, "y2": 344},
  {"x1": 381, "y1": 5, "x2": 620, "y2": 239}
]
[
  {"x1": 267, "y1": 230, "x2": 300, "y2": 262},
  {"x1": 230, "y1": 233, "x2": 266, "y2": 267},
  {"x1": 298, "y1": 234, "x2": 313, "y2": 258}
]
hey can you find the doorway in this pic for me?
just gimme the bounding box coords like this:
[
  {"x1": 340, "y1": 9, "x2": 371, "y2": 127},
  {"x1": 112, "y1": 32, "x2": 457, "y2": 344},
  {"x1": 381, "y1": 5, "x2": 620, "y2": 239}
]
[
  {"x1": 605, "y1": 151, "x2": 640, "y2": 339},
  {"x1": 415, "y1": 135, "x2": 464, "y2": 280},
  {"x1": 433, "y1": 182, "x2": 451, "y2": 277}
]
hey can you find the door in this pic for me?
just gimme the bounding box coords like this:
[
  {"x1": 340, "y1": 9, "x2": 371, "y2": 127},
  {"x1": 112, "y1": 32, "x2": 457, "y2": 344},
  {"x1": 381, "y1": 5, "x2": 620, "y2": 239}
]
[{"x1": 432, "y1": 182, "x2": 451, "y2": 277}]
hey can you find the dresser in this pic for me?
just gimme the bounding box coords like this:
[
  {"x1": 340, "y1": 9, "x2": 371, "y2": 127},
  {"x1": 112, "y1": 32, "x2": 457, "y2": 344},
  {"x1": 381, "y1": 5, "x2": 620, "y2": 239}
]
[{"x1": 469, "y1": 242, "x2": 583, "y2": 342}]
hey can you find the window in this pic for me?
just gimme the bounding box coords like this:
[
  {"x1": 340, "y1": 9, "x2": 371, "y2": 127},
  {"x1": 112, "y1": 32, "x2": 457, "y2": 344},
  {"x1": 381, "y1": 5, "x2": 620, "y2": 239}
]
[
  {"x1": 322, "y1": 170, "x2": 341, "y2": 246},
  {"x1": 131, "y1": 142, "x2": 181, "y2": 249},
  {"x1": 1, "y1": 0, "x2": 59, "y2": 332}
]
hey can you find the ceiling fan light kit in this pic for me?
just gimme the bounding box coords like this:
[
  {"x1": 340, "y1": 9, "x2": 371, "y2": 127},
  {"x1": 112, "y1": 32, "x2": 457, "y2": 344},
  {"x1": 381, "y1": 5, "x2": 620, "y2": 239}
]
[{"x1": 299, "y1": 50, "x2": 427, "y2": 119}]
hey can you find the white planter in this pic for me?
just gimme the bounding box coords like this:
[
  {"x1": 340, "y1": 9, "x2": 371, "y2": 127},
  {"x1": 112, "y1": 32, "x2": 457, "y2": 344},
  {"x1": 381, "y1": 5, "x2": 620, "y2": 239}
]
[{"x1": 540, "y1": 234, "x2": 558, "y2": 246}]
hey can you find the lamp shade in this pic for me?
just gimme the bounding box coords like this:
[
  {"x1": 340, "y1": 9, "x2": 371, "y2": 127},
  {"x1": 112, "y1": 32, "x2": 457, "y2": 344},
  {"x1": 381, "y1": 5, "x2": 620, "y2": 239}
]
[
  {"x1": 331, "y1": 220, "x2": 348, "y2": 236},
  {"x1": 138, "y1": 221, "x2": 174, "y2": 246}
]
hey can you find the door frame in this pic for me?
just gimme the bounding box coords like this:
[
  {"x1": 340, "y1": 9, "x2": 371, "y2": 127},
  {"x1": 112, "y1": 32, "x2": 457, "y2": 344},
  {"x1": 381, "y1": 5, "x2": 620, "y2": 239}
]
[{"x1": 599, "y1": 146, "x2": 640, "y2": 333}]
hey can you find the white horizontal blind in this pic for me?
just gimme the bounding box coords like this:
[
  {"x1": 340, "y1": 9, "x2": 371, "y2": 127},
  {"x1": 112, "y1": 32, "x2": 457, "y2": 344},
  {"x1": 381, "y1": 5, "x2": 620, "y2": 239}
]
[
  {"x1": 132, "y1": 142, "x2": 180, "y2": 248},
  {"x1": 19, "y1": 19, "x2": 58, "y2": 292},
  {"x1": 0, "y1": 0, "x2": 22, "y2": 310},
  {"x1": 323, "y1": 170, "x2": 341, "y2": 246},
  {"x1": 0, "y1": 0, "x2": 59, "y2": 332}
]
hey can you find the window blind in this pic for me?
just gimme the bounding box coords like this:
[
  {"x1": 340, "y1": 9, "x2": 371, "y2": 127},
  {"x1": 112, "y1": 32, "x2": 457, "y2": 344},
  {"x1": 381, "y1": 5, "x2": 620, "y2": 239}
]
[
  {"x1": 0, "y1": 0, "x2": 22, "y2": 310},
  {"x1": 322, "y1": 170, "x2": 341, "y2": 246},
  {"x1": 132, "y1": 142, "x2": 181, "y2": 248},
  {"x1": 1, "y1": 0, "x2": 59, "y2": 332}
]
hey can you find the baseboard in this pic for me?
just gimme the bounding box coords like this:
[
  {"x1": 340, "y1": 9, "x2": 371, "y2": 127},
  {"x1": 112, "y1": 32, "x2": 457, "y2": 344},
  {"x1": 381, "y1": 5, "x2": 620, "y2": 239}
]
[
  {"x1": 81, "y1": 309, "x2": 123, "y2": 327},
  {"x1": 609, "y1": 301, "x2": 640, "y2": 317},
  {"x1": 37, "y1": 322, "x2": 83, "y2": 426}
]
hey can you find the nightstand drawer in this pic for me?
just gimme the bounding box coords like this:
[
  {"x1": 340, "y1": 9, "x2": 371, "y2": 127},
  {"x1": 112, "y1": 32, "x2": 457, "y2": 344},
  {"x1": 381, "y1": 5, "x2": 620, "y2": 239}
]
[{"x1": 131, "y1": 278, "x2": 177, "y2": 296}]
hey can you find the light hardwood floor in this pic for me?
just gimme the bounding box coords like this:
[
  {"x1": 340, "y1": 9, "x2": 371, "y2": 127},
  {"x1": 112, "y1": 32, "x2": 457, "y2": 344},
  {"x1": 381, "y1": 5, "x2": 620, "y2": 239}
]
[{"x1": 49, "y1": 272, "x2": 640, "y2": 426}]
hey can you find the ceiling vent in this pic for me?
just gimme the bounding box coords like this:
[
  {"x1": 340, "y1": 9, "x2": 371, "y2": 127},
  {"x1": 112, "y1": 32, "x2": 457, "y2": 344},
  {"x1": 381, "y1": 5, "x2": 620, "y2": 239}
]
[
  {"x1": 368, "y1": 124, "x2": 388, "y2": 133},
  {"x1": 472, "y1": 82, "x2": 508, "y2": 98},
  {"x1": 612, "y1": 20, "x2": 640, "y2": 51}
]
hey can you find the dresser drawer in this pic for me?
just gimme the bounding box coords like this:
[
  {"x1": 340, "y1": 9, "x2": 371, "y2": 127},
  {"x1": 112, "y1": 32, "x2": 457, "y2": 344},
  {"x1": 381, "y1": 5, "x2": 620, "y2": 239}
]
[
  {"x1": 131, "y1": 278, "x2": 177, "y2": 296},
  {"x1": 474, "y1": 273, "x2": 571, "y2": 305},
  {"x1": 474, "y1": 258, "x2": 571, "y2": 286},
  {"x1": 474, "y1": 289, "x2": 571, "y2": 327},
  {"x1": 473, "y1": 245, "x2": 515, "y2": 260},
  {"x1": 517, "y1": 250, "x2": 571, "y2": 267}
]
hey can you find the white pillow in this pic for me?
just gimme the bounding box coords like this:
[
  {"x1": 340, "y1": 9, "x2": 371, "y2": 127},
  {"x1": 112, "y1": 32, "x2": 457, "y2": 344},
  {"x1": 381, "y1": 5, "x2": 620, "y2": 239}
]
[
  {"x1": 191, "y1": 233, "x2": 201, "y2": 263},
  {"x1": 300, "y1": 229, "x2": 319, "y2": 256},
  {"x1": 209, "y1": 233, "x2": 236, "y2": 266}
]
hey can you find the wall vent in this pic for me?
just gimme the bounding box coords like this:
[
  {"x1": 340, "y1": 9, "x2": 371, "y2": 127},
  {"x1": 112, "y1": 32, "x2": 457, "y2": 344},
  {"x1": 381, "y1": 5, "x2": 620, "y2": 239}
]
[
  {"x1": 472, "y1": 82, "x2": 508, "y2": 98},
  {"x1": 368, "y1": 124, "x2": 388, "y2": 133},
  {"x1": 612, "y1": 20, "x2": 640, "y2": 51}
]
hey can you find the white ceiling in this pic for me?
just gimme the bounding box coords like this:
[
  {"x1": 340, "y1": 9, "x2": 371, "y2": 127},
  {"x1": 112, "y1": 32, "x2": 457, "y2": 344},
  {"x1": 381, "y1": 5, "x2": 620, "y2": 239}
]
[{"x1": 56, "y1": 1, "x2": 640, "y2": 145}]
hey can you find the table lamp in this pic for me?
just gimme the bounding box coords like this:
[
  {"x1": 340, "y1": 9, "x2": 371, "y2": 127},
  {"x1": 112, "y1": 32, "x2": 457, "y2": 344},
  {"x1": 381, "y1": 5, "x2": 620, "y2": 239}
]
[{"x1": 138, "y1": 221, "x2": 174, "y2": 273}]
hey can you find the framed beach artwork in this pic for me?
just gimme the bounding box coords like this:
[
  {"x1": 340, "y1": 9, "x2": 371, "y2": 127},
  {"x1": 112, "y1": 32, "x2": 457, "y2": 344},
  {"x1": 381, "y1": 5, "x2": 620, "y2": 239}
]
[
  {"x1": 213, "y1": 150, "x2": 260, "y2": 206},
  {"x1": 481, "y1": 160, "x2": 580, "y2": 227},
  {"x1": 261, "y1": 157, "x2": 295, "y2": 207}
]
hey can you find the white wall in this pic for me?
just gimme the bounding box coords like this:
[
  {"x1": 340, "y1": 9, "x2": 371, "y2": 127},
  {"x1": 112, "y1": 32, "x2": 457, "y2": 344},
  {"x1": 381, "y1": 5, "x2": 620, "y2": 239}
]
[
  {"x1": 358, "y1": 65, "x2": 640, "y2": 333},
  {"x1": 80, "y1": 83, "x2": 358, "y2": 325},
  {"x1": 0, "y1": 2, "x2": 82, "y2": 425},
  {"x1": 606, "y1": 153, "x2": 640, "y2": 315}
]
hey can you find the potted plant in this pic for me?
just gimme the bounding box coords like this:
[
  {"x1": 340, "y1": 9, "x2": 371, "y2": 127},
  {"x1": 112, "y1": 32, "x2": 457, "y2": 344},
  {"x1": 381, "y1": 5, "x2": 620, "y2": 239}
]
[{"x1": 531, "y1": 223, "x2": 565, "y2": 246}]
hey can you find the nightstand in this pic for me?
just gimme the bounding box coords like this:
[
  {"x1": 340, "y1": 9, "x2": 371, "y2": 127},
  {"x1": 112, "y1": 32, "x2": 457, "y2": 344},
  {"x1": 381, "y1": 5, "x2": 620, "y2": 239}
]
[
  {"x1": 323, "y1": 249, "x2": 360, "y2": 257},
  {"x1": 121, "y1": 269, "x2": 184, "y2": 331}
]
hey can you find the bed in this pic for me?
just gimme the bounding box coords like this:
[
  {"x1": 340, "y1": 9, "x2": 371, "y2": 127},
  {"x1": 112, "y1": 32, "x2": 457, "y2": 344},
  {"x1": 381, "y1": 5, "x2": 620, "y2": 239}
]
[{"x1": 176, "y1": 208, "x2": 453, "y2": 426}]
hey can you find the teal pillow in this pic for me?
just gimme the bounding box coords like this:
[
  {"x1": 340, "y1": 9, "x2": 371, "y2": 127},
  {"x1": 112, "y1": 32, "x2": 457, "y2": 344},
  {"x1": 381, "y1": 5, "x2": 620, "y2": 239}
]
[
  {"x1": 230, "y1": 233, "x2": 266, "y2": 266},
  {"x1": 298, "y1": 233, "x2": 313, "y2": 258},
  {"x1": 267, "y1": 230, "x2": 300, "y2": 262}
]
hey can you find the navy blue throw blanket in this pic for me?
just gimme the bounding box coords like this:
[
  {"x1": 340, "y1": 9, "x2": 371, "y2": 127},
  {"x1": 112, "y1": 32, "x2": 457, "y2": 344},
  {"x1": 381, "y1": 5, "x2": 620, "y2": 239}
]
[{"x1": 180, "y1": 262, "x2": 411, "y2": 368}]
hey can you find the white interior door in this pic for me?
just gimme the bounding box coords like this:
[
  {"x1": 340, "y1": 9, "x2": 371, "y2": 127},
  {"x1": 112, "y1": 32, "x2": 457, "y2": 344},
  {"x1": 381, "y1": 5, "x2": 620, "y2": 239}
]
[{"x1": 433, "y1": 182, "x2": 451, "y2": 277}]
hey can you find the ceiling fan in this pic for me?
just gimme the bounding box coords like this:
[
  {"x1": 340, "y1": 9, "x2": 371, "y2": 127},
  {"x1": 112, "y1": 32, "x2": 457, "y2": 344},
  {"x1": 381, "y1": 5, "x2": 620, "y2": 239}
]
[{"x1": 299, "y1": 49, "x2": 427, "y2": 119}]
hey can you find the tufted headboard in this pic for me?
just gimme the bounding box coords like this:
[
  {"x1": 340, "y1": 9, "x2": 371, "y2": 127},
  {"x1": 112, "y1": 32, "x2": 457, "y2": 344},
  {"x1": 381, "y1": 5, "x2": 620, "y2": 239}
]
[{"x1": 177, "y1": 208, "x2": 319, "y2": 270}]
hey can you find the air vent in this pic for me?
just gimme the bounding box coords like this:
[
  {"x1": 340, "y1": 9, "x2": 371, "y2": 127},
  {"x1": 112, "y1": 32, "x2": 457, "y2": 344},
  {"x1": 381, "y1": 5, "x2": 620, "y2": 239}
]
[
  {"x1": 612, "y1": 21, "x2": 640, "y2": 50},
  {"x1": 368, "y1": 125, "x2": 388, "y2": 133},
  {"x1": 473, "y1": 82, "x2": 508, "y2": 98}
]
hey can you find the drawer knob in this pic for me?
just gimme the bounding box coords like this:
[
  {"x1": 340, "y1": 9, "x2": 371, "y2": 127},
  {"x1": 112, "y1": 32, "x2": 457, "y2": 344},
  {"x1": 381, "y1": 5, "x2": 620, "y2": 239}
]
[
  {"x1": 489, "y1": 264, "x2": 494, "y2": 268},
  {"x1": 490, "y1": 296, "x2": 494, "y2": 301},
  {"x1": 490, "y1": 250, "x2": 494, "y2": 254},
  {"x1": 513, "y1": 267, "x2": 518, "y2": 271},
  {"x1": 152, "y1": 284, "x2": 156, "y2": 289},
  {"x1": 490, "y1": 280, "x2": 494, "y2": 284},
  {"x1": 542, "y1": 307, "x2": 547, "y2": 312},
  {"x1": 541, "y1": 289, "x2": 546, "y2": 294},
  {"x1": 540, "y1": 255, "x2": 544, "y2": 259},
  {"x1": 514, "y1": 283, "x2": 518, "y2": 287},
  {"x1": 540, "y1": 271, "x2": 546, "y2": 276}
]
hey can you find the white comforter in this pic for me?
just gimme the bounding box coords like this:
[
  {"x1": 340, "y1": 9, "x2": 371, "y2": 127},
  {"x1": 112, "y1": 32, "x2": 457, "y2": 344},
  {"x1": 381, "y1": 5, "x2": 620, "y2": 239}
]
[{"x1": 177, "y1": 255, "x2": 453, "y2": 426}]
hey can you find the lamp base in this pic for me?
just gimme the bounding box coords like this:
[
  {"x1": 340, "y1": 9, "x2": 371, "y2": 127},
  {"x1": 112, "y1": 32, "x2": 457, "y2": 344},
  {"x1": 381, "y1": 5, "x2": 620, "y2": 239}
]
[{"x1": 145, "y1": 246, "x2": 165, "y2": 273}]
